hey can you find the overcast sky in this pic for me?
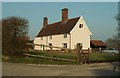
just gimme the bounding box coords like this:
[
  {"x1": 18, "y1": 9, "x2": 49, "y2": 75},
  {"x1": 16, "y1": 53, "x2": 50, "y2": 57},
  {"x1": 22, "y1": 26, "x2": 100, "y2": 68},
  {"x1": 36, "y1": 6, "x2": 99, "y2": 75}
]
[{"x1": 2, "y1": 2, "x2": 119, "y2": 41}]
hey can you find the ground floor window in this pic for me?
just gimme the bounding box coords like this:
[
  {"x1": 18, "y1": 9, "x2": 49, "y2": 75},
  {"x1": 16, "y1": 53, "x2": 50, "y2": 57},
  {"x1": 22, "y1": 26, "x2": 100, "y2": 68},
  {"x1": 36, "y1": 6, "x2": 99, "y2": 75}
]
[
  {"x1": 63, "y1": 43, "x2": 67, "y2": 48},
  {"x1": 49, "y1": 43, "x2": 52, "y2": 50},
  {"x1": 40, "y1": 44, "x2": 42, "y2": 48}
]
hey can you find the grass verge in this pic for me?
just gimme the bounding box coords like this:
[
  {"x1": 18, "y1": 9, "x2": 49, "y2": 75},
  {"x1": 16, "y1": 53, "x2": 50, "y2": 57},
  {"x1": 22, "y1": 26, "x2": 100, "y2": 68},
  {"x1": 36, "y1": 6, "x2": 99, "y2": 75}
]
[
  {"x1": 2, "y1": 51, "x2": 120, "y2": 65},
  {"x1": 2, "y1": 57, "x2": 78, "y2": 65}
]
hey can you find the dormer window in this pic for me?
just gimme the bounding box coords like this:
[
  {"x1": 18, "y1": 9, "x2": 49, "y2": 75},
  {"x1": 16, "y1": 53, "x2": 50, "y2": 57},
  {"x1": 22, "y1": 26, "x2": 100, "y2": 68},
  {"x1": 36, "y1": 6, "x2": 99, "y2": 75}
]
[
  {"x1": 64, "y1": 33, "x2": 67, "y2": 38},
  {"x1": 79, "y1": 24, "x2": 83, "y2": 28}
]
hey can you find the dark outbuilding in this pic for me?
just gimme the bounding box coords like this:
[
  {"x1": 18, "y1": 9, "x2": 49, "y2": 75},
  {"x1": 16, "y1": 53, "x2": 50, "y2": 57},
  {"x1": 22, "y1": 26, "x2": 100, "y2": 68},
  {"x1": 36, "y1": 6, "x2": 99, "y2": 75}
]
[{"x1": 90, "y1": 40, "x2": 107, "y2": 52}]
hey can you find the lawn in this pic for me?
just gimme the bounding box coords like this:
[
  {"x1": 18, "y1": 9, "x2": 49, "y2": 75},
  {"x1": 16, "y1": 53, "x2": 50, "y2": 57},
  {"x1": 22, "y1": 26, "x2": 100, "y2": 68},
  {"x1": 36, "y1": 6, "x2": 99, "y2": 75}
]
[
  {"x1": 90, "y1": 53, "x2": 120, "y2": 62},
  {"x1": 27, "y1": 51, "x2": 77, "y2": 60},
  {"x1": 3, "y1": 56, "x2": 77, "y2": 65},
  {"x1": 2, "y1": 51, "x2": 120, "y2": 65},
  {"x1": 27, "y1": 51, "x2": 120, "y2": 61}
]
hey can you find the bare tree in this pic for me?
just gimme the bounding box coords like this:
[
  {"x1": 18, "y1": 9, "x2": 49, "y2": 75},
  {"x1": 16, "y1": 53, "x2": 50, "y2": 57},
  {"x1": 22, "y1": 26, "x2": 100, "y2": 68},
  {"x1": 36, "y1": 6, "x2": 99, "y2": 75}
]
[
  {"x1": 105, "y1": 35, "x2": 119, "y2": 49},
  {"x1": 0, "y1": 20, "x2": 2, "y2": 56},
  {"x1": 115, "y1": 14, "x2": 120, "y2": 50},
  {"x1": 105, "y1": 14, "x2": 120, "y2": 49},
  {"x1": 2, "y1": 16, "x2": 29, "y2": 57}
]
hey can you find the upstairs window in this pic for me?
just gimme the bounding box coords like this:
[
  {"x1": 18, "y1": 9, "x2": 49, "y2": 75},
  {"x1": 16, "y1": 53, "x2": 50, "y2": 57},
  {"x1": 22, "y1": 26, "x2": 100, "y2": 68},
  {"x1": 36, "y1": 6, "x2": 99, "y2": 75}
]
[
  {"x1": 41, "y1": 37, "x2": 43, "y2": 40},
  {"x1": 64, "y1": 33, "x2": 67, "y2": 38},
  {"x1": 49, "y1": 36, "x2": 52, "y2": 39},
  {"x1": 79, "y1": 24, "x2": 83, "y2": 28}
]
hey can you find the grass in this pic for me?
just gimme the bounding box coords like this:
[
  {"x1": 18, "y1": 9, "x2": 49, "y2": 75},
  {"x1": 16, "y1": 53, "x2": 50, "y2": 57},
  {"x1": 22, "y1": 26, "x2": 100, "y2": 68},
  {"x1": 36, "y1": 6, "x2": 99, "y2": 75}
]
[
  {"x1": 90, "y1": 53, "x2": 120, "y2": 62},
  {"x1": 3, "y1": 56, "x2": 78, "y2": 65},
  {"x1": 27, "y1": 51, "x2": 120, "y2": 61},
  {"x1": 27, "y1": 51, "x2": 77, "y2": 60},
  {"x1": 2, "y1": 51, "x2": 120, "y2": 65}
]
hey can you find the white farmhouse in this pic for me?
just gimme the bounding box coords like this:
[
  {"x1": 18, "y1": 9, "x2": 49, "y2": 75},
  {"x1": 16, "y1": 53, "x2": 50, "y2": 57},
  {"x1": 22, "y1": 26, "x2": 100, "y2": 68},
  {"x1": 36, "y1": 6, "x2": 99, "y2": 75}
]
[{"x1": 34, "y1": 8, "x2": 92, "y2": 50}]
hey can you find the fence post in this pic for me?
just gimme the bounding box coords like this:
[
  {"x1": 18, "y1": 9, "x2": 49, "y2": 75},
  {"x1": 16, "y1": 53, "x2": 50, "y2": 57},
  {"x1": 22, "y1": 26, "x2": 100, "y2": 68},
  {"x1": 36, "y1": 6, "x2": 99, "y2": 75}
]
[
  {"x1": 43, "y1": 45, "x2": 45, "y2": 51},
  {"x1": 88, "y1": 48, "x2": 91, "y2": 64},
  {"x1": 50, "y1": 45, "x2": 53, "y2": 61},
  {"x1": 76, "y1": 43, "x2": 82, "y2": 63}
]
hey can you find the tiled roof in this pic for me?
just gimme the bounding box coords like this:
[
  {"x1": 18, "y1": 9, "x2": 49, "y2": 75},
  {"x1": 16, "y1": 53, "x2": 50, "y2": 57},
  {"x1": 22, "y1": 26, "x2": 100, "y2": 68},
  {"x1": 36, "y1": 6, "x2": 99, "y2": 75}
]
[
  {"x1": 36, "y1": 17, "x2": 80, "y2": 37},
  {"x1": 90, "y1": 40, "x2": 107, "y2": 47}
]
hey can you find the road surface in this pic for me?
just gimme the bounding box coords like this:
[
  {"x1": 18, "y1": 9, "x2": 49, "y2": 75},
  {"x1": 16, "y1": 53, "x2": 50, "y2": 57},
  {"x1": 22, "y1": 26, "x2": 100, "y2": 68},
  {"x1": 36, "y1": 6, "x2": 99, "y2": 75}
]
[{"x1": 2, "y1": 62, "x2": 120, "y2": 76}]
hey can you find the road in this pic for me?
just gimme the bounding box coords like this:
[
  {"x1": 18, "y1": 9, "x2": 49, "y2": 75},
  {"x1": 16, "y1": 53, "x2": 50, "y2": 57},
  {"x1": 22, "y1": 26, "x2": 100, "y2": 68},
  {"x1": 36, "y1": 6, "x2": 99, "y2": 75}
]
[{"x1": 2, "y1": 62, "x2": 120, "y2": 76}]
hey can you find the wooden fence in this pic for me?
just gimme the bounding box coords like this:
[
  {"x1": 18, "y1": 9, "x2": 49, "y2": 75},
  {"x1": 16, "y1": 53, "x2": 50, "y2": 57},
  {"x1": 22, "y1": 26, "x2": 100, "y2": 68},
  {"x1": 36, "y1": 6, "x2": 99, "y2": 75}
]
[{"x1": 25, "y1": 43, "x2": 91, "y2": 64}]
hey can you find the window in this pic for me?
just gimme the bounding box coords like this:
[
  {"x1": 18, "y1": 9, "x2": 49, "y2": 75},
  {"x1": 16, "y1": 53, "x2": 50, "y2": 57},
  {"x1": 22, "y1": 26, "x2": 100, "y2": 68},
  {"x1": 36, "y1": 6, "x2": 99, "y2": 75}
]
[
  {"x1": 49, "y1": 43, "x2": 52, "y2": 46},
  {"x1": 64, "y1": 34, "x2": 67, "y2": 38},
  {"x1": 49, "y1": 36, "x2": 52, "y2": 39},
  {"x1": 63, "y1": 43, "x2": 67, "y2": 48},
  {"x1": 49, "y1": 43, "x2": 52, "y2": 50},
  {"x1": 79, "y1": 24, "x2": 83, "y2": 28},
  {"x1": 41, "y1": 37, "x2": 43, "y2": 40},
  {"x1": 40, "y1": 44, "x2": 42, "y2": 48}
]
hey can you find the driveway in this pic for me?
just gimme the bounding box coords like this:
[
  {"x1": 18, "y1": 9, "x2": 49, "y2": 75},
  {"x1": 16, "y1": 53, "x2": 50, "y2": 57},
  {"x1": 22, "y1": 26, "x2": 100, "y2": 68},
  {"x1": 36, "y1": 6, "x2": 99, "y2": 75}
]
[{"x1": 2, "y1": 62, "x2": 120, "y2": 76}]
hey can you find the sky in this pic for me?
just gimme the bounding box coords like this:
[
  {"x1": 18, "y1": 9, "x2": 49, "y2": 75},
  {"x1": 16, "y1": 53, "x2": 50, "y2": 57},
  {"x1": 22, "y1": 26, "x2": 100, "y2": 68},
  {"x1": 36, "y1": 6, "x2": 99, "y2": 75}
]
[
  {"x1": 1, "y1": 0, "x2": 120, "y2": 2},
  {"x1": 2, "y1": 2, "x2": 119, "y2": 41}
]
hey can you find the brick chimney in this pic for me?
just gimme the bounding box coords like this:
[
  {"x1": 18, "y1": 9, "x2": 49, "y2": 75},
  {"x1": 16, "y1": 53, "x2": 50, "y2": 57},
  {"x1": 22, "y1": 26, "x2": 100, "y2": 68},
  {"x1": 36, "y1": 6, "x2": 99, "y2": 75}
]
[
  {"x1": 62, "y1": 8, "x2": 68, "y2": 22},
  {"x1": 43, "y1": 17, "x2": 48, "y2": 27}
]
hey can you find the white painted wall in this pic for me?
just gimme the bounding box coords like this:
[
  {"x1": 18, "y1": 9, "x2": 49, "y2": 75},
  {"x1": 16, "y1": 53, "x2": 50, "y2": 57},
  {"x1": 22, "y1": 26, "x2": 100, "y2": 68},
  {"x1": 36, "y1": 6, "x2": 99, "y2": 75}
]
[
  {"x1": 70, "y1": 16, "x2": 91, "y2": 49},
  {"x1": 47, "y1": 34, "x2": 70, "y2": 50},
  {"x1": 34, "y1": 34, "x2": 70, "y2": 50}
]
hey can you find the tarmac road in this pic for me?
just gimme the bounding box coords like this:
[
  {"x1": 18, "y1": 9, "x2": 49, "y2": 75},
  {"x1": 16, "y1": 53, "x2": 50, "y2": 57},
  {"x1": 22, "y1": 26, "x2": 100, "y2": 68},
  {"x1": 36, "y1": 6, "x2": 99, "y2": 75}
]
[{"x1": 2, "y1": 62, "x2": 120, "y2": 76}]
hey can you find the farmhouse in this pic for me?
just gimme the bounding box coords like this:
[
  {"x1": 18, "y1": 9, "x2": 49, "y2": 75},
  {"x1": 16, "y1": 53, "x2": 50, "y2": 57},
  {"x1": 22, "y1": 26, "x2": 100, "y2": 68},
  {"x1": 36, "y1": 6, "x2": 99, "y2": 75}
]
[{"x1": 34, "y1": 8, "x2": 92, "y2": 50}]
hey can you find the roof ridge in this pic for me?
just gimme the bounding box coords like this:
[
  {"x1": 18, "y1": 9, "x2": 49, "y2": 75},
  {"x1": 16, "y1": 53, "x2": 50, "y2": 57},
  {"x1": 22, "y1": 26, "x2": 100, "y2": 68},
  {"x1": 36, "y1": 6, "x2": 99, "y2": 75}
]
[
  {"x1": 46, "y1": 21, "x2": 61, "y2": 27},
  {"x1": 45, "y1": 16, "x2": 81, "y2": 27},
  {"x1": 68, "y1": 16, "x2": 81, "y2": 20}
]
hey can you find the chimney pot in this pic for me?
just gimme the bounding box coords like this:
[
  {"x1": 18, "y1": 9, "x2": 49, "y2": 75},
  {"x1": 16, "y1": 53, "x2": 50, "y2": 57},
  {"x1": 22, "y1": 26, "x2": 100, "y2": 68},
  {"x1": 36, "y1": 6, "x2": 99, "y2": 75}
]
[{"x1": 62, "y1": 8, "x2": 68, "y2": 22}]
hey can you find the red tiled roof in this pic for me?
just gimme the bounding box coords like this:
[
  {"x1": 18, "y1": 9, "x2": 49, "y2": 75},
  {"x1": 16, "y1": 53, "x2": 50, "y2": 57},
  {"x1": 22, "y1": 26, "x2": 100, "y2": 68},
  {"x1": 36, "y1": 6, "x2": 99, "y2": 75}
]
[
  {"x1": 36, "y1": 17, "x2": 80, "y2": 37},
  {"x1": 90, "y1": 40, "x2": 107, "y2": 46}
]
